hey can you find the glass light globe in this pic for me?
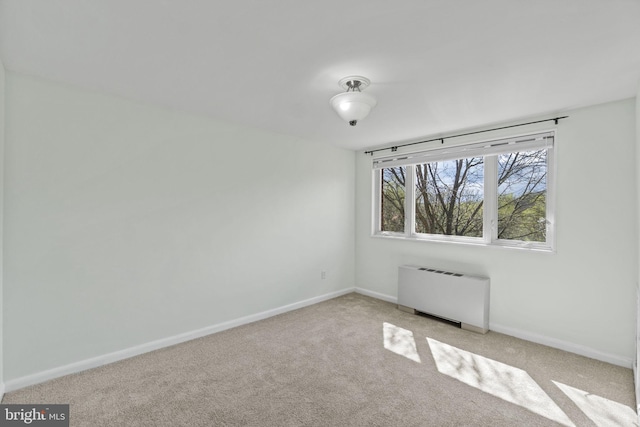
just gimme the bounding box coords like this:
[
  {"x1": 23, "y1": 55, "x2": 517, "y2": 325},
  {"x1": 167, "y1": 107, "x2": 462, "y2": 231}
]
[{"x1": 330, "y1": 91, "x2": 377, "y2": 125}]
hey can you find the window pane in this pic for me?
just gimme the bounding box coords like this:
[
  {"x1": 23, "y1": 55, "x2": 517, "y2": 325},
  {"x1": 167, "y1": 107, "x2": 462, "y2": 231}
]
[
  {"x1": 381, "y1": 167, "x2": 406, "y2": 232},
  {"x1": 497, "y1": 149, "x2": 547, "y2": 242},
  {"x1": 415, "y1": 158, "x2": 484, "y2": 237}
]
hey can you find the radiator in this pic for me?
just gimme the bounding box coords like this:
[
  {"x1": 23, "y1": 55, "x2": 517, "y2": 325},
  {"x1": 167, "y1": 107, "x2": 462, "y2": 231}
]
[{"x1": 397, "y1": 265, "x2": 490, "y2": 334}]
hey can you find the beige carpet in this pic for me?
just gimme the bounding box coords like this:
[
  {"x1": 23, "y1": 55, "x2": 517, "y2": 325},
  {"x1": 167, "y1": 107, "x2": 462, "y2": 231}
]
[{"x1": 3, "y1": 293, "x2": 637, "y2": 426}]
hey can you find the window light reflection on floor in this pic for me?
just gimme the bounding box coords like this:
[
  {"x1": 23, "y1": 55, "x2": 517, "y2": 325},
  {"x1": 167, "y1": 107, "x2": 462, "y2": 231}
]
[
  {"x1": 382, "y1": 322, "x2": 421, "y2": 363},
  {"x1": 427, "y1": 337, "x2": 575, "y2": 427},
  {"x1": 553, "y1": 381, "x2": 639, "y2": 427}
]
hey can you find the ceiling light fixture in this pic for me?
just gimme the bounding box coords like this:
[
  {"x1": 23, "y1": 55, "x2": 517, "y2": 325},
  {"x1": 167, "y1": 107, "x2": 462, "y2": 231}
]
[{"x1": 330, "y1": 76, "x2": 377, "y2": 126}]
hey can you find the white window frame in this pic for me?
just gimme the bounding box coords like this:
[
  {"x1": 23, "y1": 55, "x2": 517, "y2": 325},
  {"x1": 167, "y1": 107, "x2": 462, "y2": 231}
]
[{"x1": 372, "y1": 131, "x2": 556, "y2": 251}]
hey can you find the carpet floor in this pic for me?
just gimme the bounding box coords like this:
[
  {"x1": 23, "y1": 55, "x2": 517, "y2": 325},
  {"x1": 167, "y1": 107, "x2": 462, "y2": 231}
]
[{"x1": 3, "y1": 293, "x2": 637, "y2": 426}]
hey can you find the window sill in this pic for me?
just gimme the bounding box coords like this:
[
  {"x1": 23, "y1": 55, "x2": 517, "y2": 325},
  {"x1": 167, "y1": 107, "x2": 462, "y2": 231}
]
[{"x1": 371, "y1": 232, "x2": 555, "y2": 253}]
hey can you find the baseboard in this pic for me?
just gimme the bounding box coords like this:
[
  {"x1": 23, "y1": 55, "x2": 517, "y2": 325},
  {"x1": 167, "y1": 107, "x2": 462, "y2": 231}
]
[
  {"x1": 4, "y1": 287, "x2": 355, "y2": 393},
  {"x1": 8, "y1": 288, "x2": 630, "y2": 393},
  {"x1": 354, "y1": 287, "x2": 397, "y2": 304},
  {"x1": 490, "y1": 322, "x2": 633, "y2": 368},
  {"x1": 0, "y1": 382, "x2": 5, "y2": 403},
  {"x1": 354, "y1": 289, "x2": 633, "y2": 369}
]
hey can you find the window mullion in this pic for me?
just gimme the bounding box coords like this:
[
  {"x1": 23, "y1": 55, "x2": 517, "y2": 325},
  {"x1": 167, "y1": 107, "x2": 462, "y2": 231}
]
[
  {"x1": 406, "y1": 165, "x2": 416, "y2": 237},
  {"x1": 483, "y1": 156, "x2": 497, "y2": 243},
  {"x1": 372, "y1": 168, "x2": 382, "y2": 234},
  {"x1": 545, "y1": 146, "x2": 556, "y2": 248}
]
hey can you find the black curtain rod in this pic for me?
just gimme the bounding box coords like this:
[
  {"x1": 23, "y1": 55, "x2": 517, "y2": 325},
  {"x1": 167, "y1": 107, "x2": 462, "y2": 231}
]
[{"x1": 364, "y1": 116, "x2": 569, "y2": 155}]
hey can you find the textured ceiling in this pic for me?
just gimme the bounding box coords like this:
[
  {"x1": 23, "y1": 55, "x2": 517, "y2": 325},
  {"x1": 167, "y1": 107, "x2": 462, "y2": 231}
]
[{"x1": 1, "y1": 0, "x2": 639, "y2": 150}]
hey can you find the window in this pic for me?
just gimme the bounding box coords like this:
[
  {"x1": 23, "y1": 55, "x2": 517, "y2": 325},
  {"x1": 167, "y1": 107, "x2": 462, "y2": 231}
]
[
  {"x1": 373, "y1": 132, "x2": 555, "y2": 250},
  {"x1": 381, "y1": 167, "x2": 406, "y2": 232},
  {"x1": 497, "y1": 149, "x2": 548, "y2": 242},
  {"x1": 415, "y1": 158, "x2": 484, "y2": 237}
]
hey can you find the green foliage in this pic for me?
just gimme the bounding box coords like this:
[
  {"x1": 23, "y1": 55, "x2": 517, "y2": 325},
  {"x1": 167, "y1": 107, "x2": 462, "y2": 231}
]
[{"x1": 498, "y1": 192, "x2": 546, "y2": 241}]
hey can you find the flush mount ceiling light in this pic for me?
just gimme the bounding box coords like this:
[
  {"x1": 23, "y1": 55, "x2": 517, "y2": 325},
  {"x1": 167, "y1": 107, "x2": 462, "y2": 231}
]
[{"x1": 330, "y1": 76, "x2": 377, "y2": 126}]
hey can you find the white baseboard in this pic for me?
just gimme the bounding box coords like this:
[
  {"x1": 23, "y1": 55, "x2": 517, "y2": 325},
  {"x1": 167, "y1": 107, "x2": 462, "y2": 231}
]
[
  {"x1": 4, "y1": 288, "x2": 355, "y2": 393},
  {"x1": 490, "y1": 322, "x2": 633, "y2": 368},
  {"x1": 6, "y1": 287, "x2": 632, "y2": 393},
  {"x1": 354, "y1": 287, "x2": 397, "y2": 304},
  {"x1": 354, "y1": 288, "x2": 633, "y2": 369}
]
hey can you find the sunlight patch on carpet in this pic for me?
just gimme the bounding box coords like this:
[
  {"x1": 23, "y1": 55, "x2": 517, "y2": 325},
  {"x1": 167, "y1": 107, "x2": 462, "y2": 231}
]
[
  {"x1": 553, "y1": 381, "x2": 638, "y2": 427},
  {"x1": 427, "y1": 337, "x2": 574, "y2": 427},
  {"x1": 383, "y1": 322, "x2": 421, "y2": 363}
]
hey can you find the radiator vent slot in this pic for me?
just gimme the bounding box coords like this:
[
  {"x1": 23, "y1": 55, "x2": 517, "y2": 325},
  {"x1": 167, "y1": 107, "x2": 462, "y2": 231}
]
[{"x1": 418, "y1": 267, "x2": 463, "y2": 277}]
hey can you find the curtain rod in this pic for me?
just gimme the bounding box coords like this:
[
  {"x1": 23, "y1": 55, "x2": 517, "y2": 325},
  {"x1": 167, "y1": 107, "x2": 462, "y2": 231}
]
[{"x1": 364, "y1": 116, "x2": 569, "y2": 155}]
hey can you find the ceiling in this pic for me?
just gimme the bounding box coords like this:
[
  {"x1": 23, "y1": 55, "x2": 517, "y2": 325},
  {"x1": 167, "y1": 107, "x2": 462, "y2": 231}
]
[{"x1": 1, "y1": 1, "x2": 639, "y2": 151}]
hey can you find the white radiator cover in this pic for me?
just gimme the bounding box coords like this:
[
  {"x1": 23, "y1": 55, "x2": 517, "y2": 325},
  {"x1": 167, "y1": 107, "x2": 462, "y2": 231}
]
[{"x1": 397, "y1": 265, "x2": 490, "y2": 333}]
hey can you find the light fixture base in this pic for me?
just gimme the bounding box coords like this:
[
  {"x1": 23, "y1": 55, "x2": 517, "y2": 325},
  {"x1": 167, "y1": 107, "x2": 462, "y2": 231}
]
[{"x1": 338, "y1": 76, "x2": 371, "y2": 91}]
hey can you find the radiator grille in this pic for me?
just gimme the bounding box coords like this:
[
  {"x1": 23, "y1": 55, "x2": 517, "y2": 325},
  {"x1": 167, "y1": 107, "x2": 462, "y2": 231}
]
[{"x1": 418, "y1": 267, "x2": 463, "y2": 277}]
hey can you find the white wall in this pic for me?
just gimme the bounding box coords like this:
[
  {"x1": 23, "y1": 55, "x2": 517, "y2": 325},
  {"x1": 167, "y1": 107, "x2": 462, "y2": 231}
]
[
  {"x1": 0, "y1": 57, "x2": 5, "y2": 396},
  {"x1": 356, "y1": 98, "x2": 638, "y2": 366},
  {"x1": 636, "y1": 84, "x2": 640, "y2": 405},
  {"x1": 3, "y1": 73, "x2": 355, "y2": 381}
]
